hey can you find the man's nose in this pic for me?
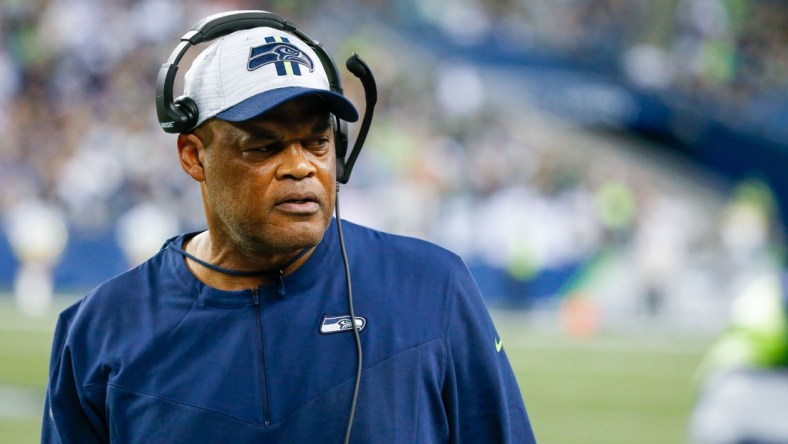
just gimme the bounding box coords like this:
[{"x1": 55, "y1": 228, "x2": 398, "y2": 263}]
[{"x1": 276, "y1": 144, "x2": 316, "y2": 180}]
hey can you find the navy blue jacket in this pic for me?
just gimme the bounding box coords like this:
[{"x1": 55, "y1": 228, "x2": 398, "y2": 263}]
[{"x1": 42, "y1": 219, "x2": 535, "y2": 443}]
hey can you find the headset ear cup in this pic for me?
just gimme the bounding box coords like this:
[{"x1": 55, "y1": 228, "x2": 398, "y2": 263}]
[
  {"x1": 335, "y1": 119, "x2": 349, "y2": 182},
  {"x1": 336, "y1": 119, "x2": 348, "y2": 158},
  {"x1": 174, "y1": 96, "x2": 199, "y2": 131}
]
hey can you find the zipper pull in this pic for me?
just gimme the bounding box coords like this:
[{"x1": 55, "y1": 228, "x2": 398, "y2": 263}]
[
  {"x1": 276, "y1": 270, "x2": 286, "y2": 298},
  {"x1": 251, "y1": 288, "x2": 260, "y2": 306}
]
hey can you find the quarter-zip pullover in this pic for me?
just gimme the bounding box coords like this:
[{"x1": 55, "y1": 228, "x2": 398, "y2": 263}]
[{"x1": 42, "y1": 219, "x2": 535, "y2": 443}]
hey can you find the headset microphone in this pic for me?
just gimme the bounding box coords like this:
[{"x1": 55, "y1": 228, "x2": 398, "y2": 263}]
[{"x1": 337, "y1": 54, "x2": 377, "y2": 184}]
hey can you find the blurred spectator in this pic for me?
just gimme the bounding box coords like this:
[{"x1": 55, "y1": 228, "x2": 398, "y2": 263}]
[
  {"x1": 689, "y1": 270, "x2": 788, "y2": 443},
  {"x1": 115, "y1": 200, "x2": 179, "y2": 266},
  {"x1": 3, "y1": 198, "x2": 68, "y2": 316},
  {"x1": 688, "y1": 180, "x2": 786, "y2": 442}
]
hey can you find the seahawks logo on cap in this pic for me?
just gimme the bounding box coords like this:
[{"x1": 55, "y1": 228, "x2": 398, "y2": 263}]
[
  {"x1": 319, "y1": 314, "x2": 366, "y2": 335},
  {"x1": 248, "y1": 36, "x2": 314, "y2": 76}
]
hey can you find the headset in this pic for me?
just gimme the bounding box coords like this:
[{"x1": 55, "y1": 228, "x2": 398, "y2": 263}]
[
  {"x1": 155, "y1": 9, "x2": 377, "y2": 184},
  {"x1": 155, "y1": 10, "x2": 377, "y2": 443}
]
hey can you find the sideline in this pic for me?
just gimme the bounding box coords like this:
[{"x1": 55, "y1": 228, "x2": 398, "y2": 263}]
[{"x1": 491, "y1": 309, "x2": 716, "y2": 355}]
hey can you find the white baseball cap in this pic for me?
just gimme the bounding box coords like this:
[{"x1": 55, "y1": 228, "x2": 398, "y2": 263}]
[{"x1": 183, "y1": 27, "x2": 358, "y2": 128}]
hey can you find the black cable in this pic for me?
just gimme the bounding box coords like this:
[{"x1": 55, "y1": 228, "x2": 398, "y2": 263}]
[{"x1": 335, "y1": 185, "x2": 362, "y2": 444}]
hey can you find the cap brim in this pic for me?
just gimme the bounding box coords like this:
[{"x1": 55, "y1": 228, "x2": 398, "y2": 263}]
[{"x1": 216, "y1": 87, "x2": 359, "y2": 123}]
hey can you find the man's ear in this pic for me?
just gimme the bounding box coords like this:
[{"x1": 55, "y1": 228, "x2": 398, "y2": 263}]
[{"x1": 177, "y1": 133, "x2": 206, "y2": 182}]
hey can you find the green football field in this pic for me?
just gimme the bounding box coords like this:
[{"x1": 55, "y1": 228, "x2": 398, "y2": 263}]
[{"x1": 0, "y1": 297, "x2": 711, "y2": 443}]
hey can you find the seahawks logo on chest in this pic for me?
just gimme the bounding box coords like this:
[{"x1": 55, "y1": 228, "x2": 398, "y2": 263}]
[{"x1": 319, "y1": 314, "x2": 366, "y2": 335}]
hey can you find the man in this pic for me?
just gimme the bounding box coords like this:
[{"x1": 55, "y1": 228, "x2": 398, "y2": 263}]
[{"x1": 42, "y1": 13, "x2": 536, "y2": 443}]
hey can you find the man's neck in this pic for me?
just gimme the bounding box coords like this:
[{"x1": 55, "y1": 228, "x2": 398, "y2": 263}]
[{"x1": 182, "y1": 231, "x2": 315, "y2": 291}]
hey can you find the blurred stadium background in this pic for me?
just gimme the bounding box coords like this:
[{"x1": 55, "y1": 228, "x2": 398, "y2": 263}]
[{"x1": 1, "y1": 0, "x2": 786, "y2": 442}]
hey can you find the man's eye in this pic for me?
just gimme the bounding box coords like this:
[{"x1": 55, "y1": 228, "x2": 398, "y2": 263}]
[
  {"x1": 246, "y1": 144, "x2": 278, "y2": 154},
  {"x1": 309, "y1": 138, "x2": 330, "y2": 148}
]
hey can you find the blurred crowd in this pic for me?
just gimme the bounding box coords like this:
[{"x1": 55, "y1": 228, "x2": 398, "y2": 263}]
[
  {"x1": 1, "y1": 0, "x2": 785, "y2": 325},
  {"x1": 413, "y1": 0, "x2": 788, "y2": 109}
]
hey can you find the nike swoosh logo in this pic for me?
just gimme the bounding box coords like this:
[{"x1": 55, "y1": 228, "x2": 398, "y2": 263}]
[{"x1": 495, "y1": 337, "x2": 503, "y2": 352}]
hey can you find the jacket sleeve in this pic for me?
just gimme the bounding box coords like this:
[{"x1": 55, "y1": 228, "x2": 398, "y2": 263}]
[
  {"x1": 443, "y1": 257, "x2": 537, "y2": 443},
  {"x1": 42, "y1": 301, "x2": 109, "y2": 444}
]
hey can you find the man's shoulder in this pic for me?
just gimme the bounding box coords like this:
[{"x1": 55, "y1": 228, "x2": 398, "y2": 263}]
[
  {"x1": 67, "y1": 237, "x2": 180, "y2": 319},
  {"x1": 98, "y1": 245, "x2": 170, "y2": 291}
]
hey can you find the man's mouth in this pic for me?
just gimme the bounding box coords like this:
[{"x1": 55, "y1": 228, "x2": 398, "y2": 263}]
[{"x1": 275, "y1": 194, "x2": 320, "y2": 214}]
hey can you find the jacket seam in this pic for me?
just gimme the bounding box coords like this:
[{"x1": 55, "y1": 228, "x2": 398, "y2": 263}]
[
  {"x1": 441, "y1": 259, "x2": 459, "y2": 390},
  {"x1": 273, "y1": 337, "x2": 444, "y2": 425},
  {"x1": 106, "y1": 382, "x2": 265, "y2": 427},
  {"x1": 413, "y1": 344, "x2": 423, "y2": 440}
]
